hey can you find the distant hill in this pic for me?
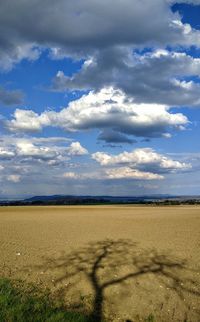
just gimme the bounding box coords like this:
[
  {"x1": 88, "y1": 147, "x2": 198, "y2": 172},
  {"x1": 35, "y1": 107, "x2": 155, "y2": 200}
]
[
  {"x1": 24, "y1": 194, "x2": 174, "y2": 203},
  {"x1": 0, "y1": 194, "x2": 200, "y2": 206}
]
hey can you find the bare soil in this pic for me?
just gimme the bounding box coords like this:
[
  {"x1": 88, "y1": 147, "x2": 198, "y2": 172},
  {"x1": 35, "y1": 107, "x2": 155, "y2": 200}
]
[{"x1": 0, "y1": 206, "x2": 199, "y2": 321}]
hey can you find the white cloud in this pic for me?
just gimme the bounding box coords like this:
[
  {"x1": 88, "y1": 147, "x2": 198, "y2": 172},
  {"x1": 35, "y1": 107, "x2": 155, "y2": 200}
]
[
  {"x1": 7, "y1": 88, "x2": 189, "y2": 142},
  {"x1": 63, "y1": 172, "x2": 80, "y2": 179},
  {"x1": 105, "y1": 167, "x2": 164, "y2": 180},
  {"x1": 92, "y1": 148, "x2": 191, "y2": 174},
  {"x1": 66, "y1": 142, "x2": 88, "y2": 156},
  {"x1": 8, "y1": 110, "x2": 45, "y2": 132},
  {"x1": 16, "y1": 140, "x2": 58, "y2": 160},
  {"x1": 63, "y1": 168, "x2": 163, "y2": 181},
  {"x1": 0, "y1": 136, "x2": 87, "y2": 167},
  {"x1": 0, "y1": 148, "x2": 15, "y2": 159}
]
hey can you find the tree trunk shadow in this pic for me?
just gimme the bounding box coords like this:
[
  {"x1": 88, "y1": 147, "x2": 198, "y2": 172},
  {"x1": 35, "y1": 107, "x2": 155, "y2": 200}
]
[{"x1": 31, "y1": 239, "x2": 200, "y2": 322}]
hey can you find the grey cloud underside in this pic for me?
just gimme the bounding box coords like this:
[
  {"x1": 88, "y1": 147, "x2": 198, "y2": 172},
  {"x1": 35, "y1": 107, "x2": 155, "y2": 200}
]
[
  {"x1": 0, "y1": 0, "x2": 200, "y2": 69},
  {"x1": 0, "y1": 86, "x2": 24, "y2": 106},
  {"x1": 52, "y1": 49, "x2": 200, "y2": 107},
  {"x1": 0, "y1": 0, "x2": 187, "y2": 47},
  {"x1": 98, "y1": 130, "x2": 136, "y2": 144}
]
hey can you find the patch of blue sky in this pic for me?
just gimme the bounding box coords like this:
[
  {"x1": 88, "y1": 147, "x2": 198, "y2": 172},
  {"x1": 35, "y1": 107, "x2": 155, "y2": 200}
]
[
  {"x1": 0, "y1": 50, "x2": 85, "y2": 114},
  {"x1": 172, "y1": 3, "x2": 200, "y2": 30}
]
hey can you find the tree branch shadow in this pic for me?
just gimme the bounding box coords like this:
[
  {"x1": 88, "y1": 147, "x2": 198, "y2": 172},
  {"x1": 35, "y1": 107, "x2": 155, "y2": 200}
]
[{"x1": 32, "y1": 239, "x2": 200, "y2": 322}]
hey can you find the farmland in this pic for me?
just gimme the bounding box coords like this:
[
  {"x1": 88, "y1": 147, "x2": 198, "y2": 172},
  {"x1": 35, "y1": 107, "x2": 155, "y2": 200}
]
[{"x1": 0, "y1": 206, "x2": 199, "y2": 321}]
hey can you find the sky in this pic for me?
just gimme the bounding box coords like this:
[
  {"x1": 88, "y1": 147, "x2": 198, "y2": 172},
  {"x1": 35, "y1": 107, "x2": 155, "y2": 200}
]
[{"x1": 0, "y1": 0, "x2": 200, "y2": 198}]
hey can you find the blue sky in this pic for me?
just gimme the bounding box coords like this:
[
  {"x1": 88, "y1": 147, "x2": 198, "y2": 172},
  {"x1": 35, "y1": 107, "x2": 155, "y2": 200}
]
[{"x1": 0, "y1": 0, "x2": 200, "y2": 198}]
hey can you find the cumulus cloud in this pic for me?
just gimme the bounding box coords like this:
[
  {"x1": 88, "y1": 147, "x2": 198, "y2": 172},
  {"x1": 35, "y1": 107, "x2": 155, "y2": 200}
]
[
  {"x1": 0, "y1": 147, "x2": 15, "y2": 160},
  {"x1": 105, "y1": 167, "x2": 164, "y2": 180},
  {"x1": 8, "y1": 110, "x2": 46, "y2": 132},
  {"x1": 0, "y1": 136, "x2": 87, "y2": 165},
  {"x1": 0, "y1": 135, "x2": 90, "y2": 192},
  {"x1": 92, "y1": 148, "x2": 191, "y2": 175},
  {"x1": 16, "y1": 140, "x2": 59, "y2": 160},
  {"x1": 0, "y1": 0, "x2": 200, "y2": 69},
  {"x1": 0, "y1": 86, "x2": 24, "y2": 106},
  {"x1": 66, "y1": 142, "x2": 88, "y2": 156},
  {"x1": 7, "y1": 88, "x2": 189, "y2": 142},
  {"x1": 52, "y1": 50, "x2": 200, "y2": 107}
]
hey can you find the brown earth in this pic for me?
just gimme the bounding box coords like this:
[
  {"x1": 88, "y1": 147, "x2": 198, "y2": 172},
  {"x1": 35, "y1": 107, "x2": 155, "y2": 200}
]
[{"x1": 0, "y1": 205, "x2": 199, "y2": 321}]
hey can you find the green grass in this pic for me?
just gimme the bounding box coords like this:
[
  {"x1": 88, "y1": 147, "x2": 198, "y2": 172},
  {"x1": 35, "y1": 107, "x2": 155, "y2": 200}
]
[
  {"x1": 0, "y1": 277, "x2": 161, "y2": 322},
  {"x1": 144, "y1": 314, "x2": 156, "y2": 322},
  {"x1": 0, "y1": 278, "x2": 90, "y2": 322}
]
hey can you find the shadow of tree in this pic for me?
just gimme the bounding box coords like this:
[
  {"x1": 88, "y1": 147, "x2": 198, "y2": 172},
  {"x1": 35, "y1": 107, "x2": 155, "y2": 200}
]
[{"x1": 33, "y1": 239, "x2": 200, "y2": 322}]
